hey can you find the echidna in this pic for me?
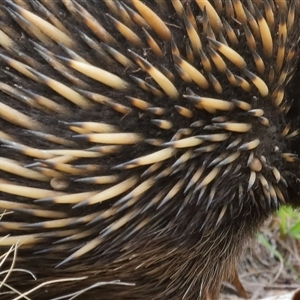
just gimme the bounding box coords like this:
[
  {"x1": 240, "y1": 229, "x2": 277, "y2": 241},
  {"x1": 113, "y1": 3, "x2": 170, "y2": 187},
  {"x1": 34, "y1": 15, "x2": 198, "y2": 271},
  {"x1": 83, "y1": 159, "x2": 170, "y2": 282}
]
[{"x1": 0, "y1": 1, "x2": 300, "y2": 299}]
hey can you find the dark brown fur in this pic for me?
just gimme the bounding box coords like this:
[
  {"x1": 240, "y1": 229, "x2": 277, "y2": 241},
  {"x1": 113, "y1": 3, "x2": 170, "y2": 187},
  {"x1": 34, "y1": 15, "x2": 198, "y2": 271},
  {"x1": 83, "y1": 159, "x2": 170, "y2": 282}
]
[{"x1": 0, "y1": 1, "x2": 300, "y2": 299}]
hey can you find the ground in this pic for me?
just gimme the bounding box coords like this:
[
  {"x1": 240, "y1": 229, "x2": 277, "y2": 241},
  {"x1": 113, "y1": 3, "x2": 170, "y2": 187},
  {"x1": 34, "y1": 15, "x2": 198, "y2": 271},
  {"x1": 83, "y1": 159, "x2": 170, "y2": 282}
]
[{"x1": 220, "y1": 216, "x2": 300, "y2": 300}]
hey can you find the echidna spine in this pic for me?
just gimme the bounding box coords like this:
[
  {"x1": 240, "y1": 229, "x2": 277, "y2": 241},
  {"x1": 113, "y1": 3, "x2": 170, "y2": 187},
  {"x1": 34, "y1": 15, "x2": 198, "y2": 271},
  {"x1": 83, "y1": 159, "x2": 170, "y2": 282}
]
[{"x1": 0, "y1": 1, "x2": 300, "y2": 299}]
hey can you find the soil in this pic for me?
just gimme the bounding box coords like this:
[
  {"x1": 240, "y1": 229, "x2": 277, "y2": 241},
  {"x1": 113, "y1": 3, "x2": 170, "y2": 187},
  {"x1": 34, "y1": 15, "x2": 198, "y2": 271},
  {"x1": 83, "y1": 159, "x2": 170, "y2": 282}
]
[{"x1": 220, "y1": 219, "x2": 300, "y2": 300}]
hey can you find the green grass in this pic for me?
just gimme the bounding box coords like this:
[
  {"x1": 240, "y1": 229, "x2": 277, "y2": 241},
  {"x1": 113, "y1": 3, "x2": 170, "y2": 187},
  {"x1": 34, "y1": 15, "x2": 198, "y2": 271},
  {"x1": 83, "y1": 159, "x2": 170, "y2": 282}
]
[
  {"x1": 277, "y1": 206, "x2": 300, "y2": 240},
  {"x1": 257, "y1": 233, "x2": 284, "y2": 264}
]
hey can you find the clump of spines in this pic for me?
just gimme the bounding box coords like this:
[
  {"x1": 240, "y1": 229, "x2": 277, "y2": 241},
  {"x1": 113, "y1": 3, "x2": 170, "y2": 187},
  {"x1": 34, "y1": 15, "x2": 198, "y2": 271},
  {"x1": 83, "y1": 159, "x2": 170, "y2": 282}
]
[{"x1": 0, "y1": 1, "x2": 300, "y2": 299}]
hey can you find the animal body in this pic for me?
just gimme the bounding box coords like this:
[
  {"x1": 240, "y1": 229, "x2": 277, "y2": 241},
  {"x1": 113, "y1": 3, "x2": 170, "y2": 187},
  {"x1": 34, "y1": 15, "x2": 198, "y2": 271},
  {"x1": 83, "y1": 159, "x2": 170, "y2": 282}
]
[{"x1": 0, "y1": 1, "x2": 300, "y2": 299}]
